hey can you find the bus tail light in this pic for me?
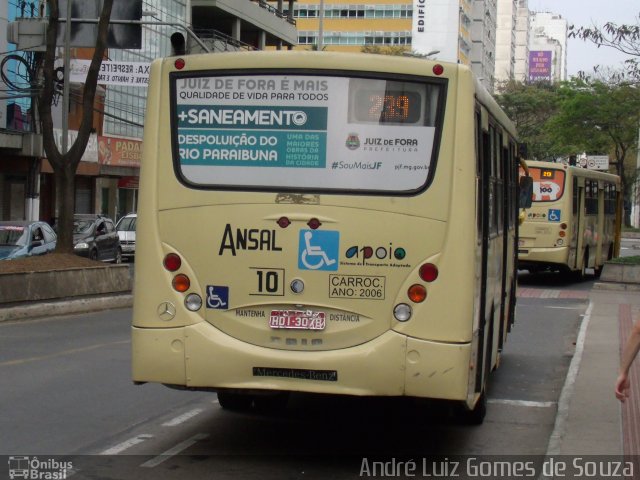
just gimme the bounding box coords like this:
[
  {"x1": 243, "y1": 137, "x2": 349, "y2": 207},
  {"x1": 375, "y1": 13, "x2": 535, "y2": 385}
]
[
  {"x1": 174, "y1": 58, "x2": 186, "y2": 70},
  {"x1": 559, "y1": 230, "x2": 566, "y2": 238},
  {"x1": 419, "y1": 263, "x2": 438, "y2": 282},
  {"x1": 560, "y1": 223, "x2": 568, "y2": 230},
  {"x1": 172, "y1": 274, "x2": 190, "y2": 292},
  {"x1": 408, "y1": 284, "x2": 427, "y2": 303},
  {"x1": 164, "y1": 253, "x2": 182, "y2": 272}
]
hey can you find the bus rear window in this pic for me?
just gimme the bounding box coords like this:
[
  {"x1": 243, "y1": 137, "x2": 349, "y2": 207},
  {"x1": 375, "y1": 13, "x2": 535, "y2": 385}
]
[
  {"x1": 171, "y1": 73, "x2": 444, "y2": 193},
  {"x1": 529, "y1": 167, "x2": 566, "y2": 202}
]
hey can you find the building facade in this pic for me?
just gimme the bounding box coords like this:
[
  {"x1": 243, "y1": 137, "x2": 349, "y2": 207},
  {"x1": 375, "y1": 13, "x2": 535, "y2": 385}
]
[
  {"x1": 529, "y1": 11, "x2": 567, "y2": 82},
  {"x1": 0, "y1": 0, "x2": 296, "y2": 224},
  {"x1": 285, "y1": 1, "x2": 413, "y2": 52},
  {"x1": 494, "y1": 0, "x2": 516, "y2": 83},
  {"x1": 513, "y1": 0, "x2": 530, "y2": 82}
]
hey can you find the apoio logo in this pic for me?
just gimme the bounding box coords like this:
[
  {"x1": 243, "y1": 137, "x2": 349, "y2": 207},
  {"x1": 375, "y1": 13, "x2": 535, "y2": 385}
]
[{"x1": 345, "y1": 244, "x2": 406, "y2": 265}]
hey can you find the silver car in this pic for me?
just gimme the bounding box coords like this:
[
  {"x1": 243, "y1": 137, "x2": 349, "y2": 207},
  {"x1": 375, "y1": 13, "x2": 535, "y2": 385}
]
[{"x1": 116, "y1": 213, "x2": 137, "y2": 260}]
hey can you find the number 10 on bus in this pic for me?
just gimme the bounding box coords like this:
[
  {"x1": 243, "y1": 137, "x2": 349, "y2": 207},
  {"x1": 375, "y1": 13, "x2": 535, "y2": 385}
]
[{"x1": 251, "y1": 268, "x2": 284, "y2": 296}]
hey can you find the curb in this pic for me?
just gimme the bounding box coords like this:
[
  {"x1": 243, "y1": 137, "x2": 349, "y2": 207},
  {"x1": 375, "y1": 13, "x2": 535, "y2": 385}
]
[
  {"x1": 593, "y1": 282, "x2": 640, "y2": 292},
  {"x1": 0, "y1": 293, "x2": 133, "y2": 322}
]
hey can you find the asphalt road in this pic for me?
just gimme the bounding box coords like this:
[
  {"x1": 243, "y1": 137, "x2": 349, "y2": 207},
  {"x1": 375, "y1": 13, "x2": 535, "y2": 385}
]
[{"x1": 0, "y1": 279, "x2": 591, "y2": 479}]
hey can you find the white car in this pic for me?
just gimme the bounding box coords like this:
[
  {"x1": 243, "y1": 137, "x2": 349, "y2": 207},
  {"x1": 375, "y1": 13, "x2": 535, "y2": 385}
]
[{"x1": 116, "y1": 213, "x2": 137, "y2": 260}]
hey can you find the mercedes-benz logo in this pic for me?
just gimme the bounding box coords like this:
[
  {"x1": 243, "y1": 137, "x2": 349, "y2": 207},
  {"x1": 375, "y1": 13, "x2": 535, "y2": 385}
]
[{"x1": 157, "y1": 302, "x2": 176, "y2": 321}]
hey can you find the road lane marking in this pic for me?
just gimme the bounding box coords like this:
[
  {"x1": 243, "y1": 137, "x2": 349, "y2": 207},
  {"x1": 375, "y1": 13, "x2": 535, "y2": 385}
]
[
  {"x1": 140, "y1": 433, "x2": 209, "y2": 468},
  {"x1": 0, "y1": 339, "x2": 130, "y2": 367},
  {"x1": 162, "y1": 408, "x2": 204, "y2": 427},
  {"x1": 517, "y1": 288, "x2": 589, "y2": 299},
  {"x1": 488, "y1": 398, "x2": 556, "y2": 408},
  {"x1": 545, "y1": 300, "x2": 593, "y2": 456},
  {"x1": 100, "y1": 434, "x2": 154, "y2": 455}
]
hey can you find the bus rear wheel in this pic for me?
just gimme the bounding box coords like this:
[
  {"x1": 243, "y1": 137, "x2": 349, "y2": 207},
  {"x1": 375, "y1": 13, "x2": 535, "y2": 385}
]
[
  {"x1": 217, "y1": 391, "x2": 253, "y2": 411},
  {"x1": 456, "y1": 391, "x2": 487, "y2": 425}
]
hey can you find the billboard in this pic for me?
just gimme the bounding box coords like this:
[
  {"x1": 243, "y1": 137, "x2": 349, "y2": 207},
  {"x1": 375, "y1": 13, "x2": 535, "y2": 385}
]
[{"x1": 529, "y1": 50, "x2": 552, "y2": 82}]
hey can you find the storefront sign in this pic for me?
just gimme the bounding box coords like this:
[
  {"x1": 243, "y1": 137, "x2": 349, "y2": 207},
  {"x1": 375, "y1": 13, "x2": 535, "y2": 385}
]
[{"x1": 98, "y1": 136, "x2": 142, "y2": 167}]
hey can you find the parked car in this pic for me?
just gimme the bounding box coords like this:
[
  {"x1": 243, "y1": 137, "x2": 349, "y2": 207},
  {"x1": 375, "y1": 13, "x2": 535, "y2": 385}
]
[
  {"x1": 73, "y1": 214, "x2": 122, "y2": 263},
  {"x1": 0, "y1": 221, "x2": 57, "y2": 260},
  {"x1": 115, "y1": 213, "x2": 137, "y2": 261}
]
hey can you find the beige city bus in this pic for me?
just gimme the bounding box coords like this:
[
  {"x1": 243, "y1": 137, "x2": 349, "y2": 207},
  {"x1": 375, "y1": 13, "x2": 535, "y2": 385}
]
[
  {"x1": 131, "y1": 51, "x2": 527, "y2": 424},
  {"x1": 518, "y1": 160, "x2": 621, "y2": 278}
]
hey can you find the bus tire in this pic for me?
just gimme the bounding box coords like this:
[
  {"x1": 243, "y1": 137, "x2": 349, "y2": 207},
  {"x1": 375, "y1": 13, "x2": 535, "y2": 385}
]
[
  {"x1": 217, "y1": 391, "x2": 253, "y2": 411},
  {"x1": 254, "y1": 391, "x2": 290, "y2": 413},
  {"x1": 457, "y1": 391, "x2": 487, "y2": 425}
]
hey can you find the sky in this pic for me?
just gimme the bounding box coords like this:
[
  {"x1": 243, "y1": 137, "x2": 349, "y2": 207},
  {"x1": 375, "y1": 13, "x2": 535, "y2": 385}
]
[{"x1": 528, "y1": 0, "x2": 638, "y2": 77}]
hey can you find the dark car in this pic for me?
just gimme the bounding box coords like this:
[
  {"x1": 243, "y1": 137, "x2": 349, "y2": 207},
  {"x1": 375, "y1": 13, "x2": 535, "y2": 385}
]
[
  {"x1": 73, "y1": 214, "x2": 122, "y2": 263},
  {"x1": 0, "y1": 221, "x2": 57, "y2": 260}
]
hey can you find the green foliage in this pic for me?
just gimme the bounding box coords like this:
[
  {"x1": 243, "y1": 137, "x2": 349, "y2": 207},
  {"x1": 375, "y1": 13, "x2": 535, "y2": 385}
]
[
  {"x1": 496, "y1": 77, "x2": 640, "y2": 226},
  {"x1": 494, "y1": 80, "x2": 563, "y2": 160},
  {"x1": 360, "y1": 45, "x2": 410, "y2": 56},
  {"x1": 607, "y1": 256, "x2": 640, "y2": 265}
]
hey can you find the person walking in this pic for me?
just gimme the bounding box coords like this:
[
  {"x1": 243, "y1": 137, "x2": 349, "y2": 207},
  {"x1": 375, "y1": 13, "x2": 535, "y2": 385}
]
[{"x1": 615, "y1": 317, "x2": 640, "y2": 402}]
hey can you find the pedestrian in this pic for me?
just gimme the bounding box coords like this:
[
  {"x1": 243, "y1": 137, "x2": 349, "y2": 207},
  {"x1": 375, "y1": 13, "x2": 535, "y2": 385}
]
[{"x1": 615, "y1": 316, "x2": 640, "y2": 402}]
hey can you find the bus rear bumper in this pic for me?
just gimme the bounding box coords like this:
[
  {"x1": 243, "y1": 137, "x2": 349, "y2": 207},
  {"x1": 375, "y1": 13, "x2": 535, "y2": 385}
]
[
  {"x1": 518, "y1": 246, "x2": 569, "y2": 269},
  {"x1": 132, "y1": 324, "x2": 471, "y2": 401}
]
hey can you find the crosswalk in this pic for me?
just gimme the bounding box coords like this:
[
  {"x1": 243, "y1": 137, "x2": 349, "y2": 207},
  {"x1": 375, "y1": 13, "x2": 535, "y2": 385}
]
[{"x1": 517, "y1": 287, "x2": 589, "y2": 299}]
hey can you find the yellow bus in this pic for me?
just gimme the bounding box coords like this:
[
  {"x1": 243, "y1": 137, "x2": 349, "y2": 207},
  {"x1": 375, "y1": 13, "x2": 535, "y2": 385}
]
[
  {"x1": 518, "y1": 160, "x2": 621, "y2": 278},
  {"x1": 132, "y1": 51, "x2": 527, "y2": 424}
]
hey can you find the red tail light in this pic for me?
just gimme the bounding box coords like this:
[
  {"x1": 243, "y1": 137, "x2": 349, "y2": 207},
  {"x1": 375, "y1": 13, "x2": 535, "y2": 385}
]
[
  {"x1": 419, "y1": 263, "x2": 438, "y2": 282},
  {"x1": 164, "y1": 253, "x2": 182, "y2": 272}
]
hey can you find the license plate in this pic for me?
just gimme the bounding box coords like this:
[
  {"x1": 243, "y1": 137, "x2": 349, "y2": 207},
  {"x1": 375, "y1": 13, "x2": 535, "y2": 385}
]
[{"x1": 269, "y1": 310, "x2": 326, "y2": 331}]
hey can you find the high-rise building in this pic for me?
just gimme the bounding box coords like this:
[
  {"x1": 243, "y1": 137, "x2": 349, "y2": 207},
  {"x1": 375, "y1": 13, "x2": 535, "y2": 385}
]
[
  {"x1": 470, "y1": 0, "x2": 497, "y2": 91},
  {"x1": 513, "y1": 0, "x2": 530, "y2": 82},
  {"x1": 494, "y1": 0, "x2": 530, "y2": 85},
  {"x1": 284, "y1": 1, "x2": 413, "y2": 52},
  {"x1": 529, "y1": 11, "x2": 567, "y2": 82},
  {"x1": 289, "y1": 0, "x2": 497, "y2": 91},
  {"x1": 495, "y1": 0, "x2": 517, "y2": 83},
  {"x1": 0, "y1": 0, "x2": 296, "y2": 222}
]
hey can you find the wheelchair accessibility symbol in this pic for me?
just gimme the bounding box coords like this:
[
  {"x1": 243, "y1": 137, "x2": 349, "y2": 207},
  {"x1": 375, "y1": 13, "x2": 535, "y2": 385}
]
[
  {"x1": 548, "y1": 209, "x2": 561, "y2": 222},
  {"x1": 206, "y1": 285, "x2": 229, "y2": 309},
  {"x1": 298, "y1": 229, "x2": 339, "y2": 271}
]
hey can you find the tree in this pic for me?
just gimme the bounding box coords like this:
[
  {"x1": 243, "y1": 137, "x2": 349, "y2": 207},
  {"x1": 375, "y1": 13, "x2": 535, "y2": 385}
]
[
  {"x1": 569, "y1": 14, "x2": 640, "y2": 82},
  {"x1": 360, "y1": 45, "x2": 410, "y2": 56},
  {"x1": 546, "y1": 81, "x2": 640, "y2": 225},
  {"x1": 38, "y1": 0, "x2": 114, "y2": 253},
  {"x1": 494, "y1": 80, "x2": 563, "y2": 160}
]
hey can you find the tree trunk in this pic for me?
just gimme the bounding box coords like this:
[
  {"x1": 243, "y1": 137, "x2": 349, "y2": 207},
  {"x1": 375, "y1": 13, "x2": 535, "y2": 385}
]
[
  {"x1": 54, "y1": 166, "x2": 77, "y2": 254},
  {"x1": 38, "y1": 0, "x2": 114, "y2": 253}
]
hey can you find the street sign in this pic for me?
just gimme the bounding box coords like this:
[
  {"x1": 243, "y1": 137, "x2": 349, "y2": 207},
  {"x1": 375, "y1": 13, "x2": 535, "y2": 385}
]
[
  {"x1": 586, "y1": 155, "x2": 609, "y2": 170},
  {"x1": 56, "y1": 0, "x2": 142, "y2": 49}
]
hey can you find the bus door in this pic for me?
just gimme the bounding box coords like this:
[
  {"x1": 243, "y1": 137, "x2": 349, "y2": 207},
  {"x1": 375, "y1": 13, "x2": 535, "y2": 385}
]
[
  {"x1": 573, "y1": 178, "x2": 586, "y2": 271},
  {"x1": 473, "y1": 105, "x2": 493, "y2": 395},
  {"x1": 595, "y1": 181, "x2": 605, "y2": 266}
]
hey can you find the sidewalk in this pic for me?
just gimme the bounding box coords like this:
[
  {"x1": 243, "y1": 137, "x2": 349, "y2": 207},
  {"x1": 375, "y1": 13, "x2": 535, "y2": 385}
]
[{"x1": 550, "y1": 281, "x2": 640, "y2": 457}]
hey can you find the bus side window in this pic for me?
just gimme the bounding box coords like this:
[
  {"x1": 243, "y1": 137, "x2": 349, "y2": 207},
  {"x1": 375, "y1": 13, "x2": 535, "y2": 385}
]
[
  {"x1": 586, "y1": 180, "x2": 598, "y2": 215},
  {"x1": 573, "y1": 178, "x2": 578, "y2": 215}
]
